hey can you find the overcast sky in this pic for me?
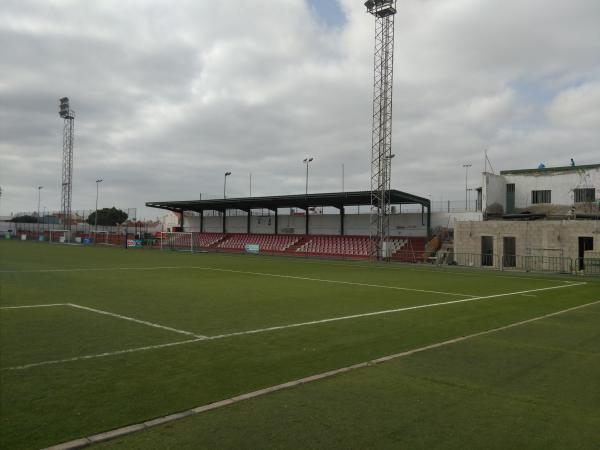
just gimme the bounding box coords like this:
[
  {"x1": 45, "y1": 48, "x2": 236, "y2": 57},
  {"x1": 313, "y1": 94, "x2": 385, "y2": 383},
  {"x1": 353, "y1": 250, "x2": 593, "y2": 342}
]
[{"x1": 1, "y1": 0, "x2": 599, "y2": 219}]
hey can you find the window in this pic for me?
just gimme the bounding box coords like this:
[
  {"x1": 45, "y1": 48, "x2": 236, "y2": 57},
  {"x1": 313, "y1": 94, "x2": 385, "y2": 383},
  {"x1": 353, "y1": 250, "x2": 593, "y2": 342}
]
[
  {"x1": 531, "y1": 190, "x2": 551, "y2": 204},
  {"x1": 574, "y1": 188, "x2": 595, "y2": 203}
]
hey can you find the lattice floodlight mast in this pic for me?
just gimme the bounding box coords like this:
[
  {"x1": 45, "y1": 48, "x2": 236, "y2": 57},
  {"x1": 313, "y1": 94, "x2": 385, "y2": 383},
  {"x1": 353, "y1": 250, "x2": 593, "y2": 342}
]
[
  {"x1": 365, "y1": 0, "x2": 397, "y2": 259},
  {"x1": 59, "y1": 97, "x2": 75, "y2": 233}
]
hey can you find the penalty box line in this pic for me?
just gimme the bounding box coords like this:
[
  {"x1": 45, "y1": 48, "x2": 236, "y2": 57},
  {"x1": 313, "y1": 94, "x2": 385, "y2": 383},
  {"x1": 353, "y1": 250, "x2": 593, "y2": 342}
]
[
  {"x1": 66, "y1": 304, "x2": 205, "y2": 339},
  {"x1": 42, "y1": 299, "x2": 600, "y2": 450},
  {"x1": 2, "y1": 282, "x2": 585, "y2": 371},
  {"x1": 0, "y1": 303, "x2": 205, "y2": 339}
]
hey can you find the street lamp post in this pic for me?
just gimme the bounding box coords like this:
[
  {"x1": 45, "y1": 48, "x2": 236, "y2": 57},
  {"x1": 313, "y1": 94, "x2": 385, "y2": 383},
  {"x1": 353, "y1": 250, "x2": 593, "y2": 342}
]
[
  {"x1": 224, "y1": 172, "x2": 231, "y2": 199},
  {"x1": 303, "y1": 157, "x2": 313, "y2": 195},
  {"x1": 462, "y1": 164, "x2": 472, "y2": 210},
  {"x1": 37, "y1": 186, "x2": 43, "y2": 238},
  {"x1": 95, "y1": 179, "x2": 103, "y2": 241}
]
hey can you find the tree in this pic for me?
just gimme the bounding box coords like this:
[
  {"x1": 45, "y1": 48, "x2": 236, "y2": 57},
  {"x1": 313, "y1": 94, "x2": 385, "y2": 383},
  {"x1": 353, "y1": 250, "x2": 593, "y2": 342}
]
[
  {"x1": 87, "y1": 207, "x2": 128, "y2": 226},
  {"x1": 10, "y1": 215, "x2": 38, "y2": 223}
]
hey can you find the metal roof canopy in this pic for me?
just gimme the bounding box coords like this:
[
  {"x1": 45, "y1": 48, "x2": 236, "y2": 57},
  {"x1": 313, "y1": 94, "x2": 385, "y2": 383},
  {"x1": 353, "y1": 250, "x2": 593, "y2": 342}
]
[{"x1": 146, "y1": 190, "x2": 430, "y2": 213}]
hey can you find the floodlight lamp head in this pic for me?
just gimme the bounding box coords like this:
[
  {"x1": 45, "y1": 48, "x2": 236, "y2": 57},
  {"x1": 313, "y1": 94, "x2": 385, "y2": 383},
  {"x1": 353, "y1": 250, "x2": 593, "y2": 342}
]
[
  {"x1": 59, "y1": 97, "x2": 71, "y2": 118},
  {"x1": 225, "y1": 171, "x2": 231, "y2": 176},
  {"x1": 365, "y1": 0, "x2": 396, "y2": 17},
  {"x1": 96, "y1": 179, "x2": 103, "y2": 183}
]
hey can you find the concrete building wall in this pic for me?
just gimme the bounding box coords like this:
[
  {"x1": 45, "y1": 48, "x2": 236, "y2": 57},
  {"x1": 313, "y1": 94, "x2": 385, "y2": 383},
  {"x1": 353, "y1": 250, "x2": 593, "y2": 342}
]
[
  {"x1": 454, "y1": 220, "x2": 599, "y2": 263},
  {"x1": 482, "y1": 173, "x2": 507, "y2": 215},
  {"x1": 506, "y1": 167, "x2": 599, "y2": 211},
  {"x1": 482, "y1": 166, "x2": 600, "y2": 216}
]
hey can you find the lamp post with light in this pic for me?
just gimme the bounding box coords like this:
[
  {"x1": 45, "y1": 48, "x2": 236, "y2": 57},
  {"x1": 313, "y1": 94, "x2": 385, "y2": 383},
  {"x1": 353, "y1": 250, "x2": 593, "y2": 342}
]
[
  {"x1": 37, "y1": 186, "x2": 43, "y2": 238},
  {"x1": 303, "y1": 157, "x2": 314, "y2": 195},
  {"x1": 94, "y1": 179, "x2": 103, "y2": 241}
]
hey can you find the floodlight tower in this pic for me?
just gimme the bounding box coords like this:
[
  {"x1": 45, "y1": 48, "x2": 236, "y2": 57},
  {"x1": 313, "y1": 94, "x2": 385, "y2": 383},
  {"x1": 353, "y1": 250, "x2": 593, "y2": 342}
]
[
  {"x1": 365, "y1": 0, "x2": 397, "y2": 259},
  {"x1": 59, "y1": 97, "x2": 75, "y2": 232}
]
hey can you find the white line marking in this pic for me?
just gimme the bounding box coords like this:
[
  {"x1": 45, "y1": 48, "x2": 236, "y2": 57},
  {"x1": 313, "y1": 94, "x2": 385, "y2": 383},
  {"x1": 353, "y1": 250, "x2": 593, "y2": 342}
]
[
  {"x1": 191, "y1": 266, "x2": 475, "y2": 297},
  {"x1": 0, "y1": 266, "x2": 475, "y2": 298},
  {"x1": 5, "y1": 338, "x2": 202, "y2": 370},
  {"x1": 1, "y1": 250, "x2": 582, "y2": 285},
  {"x1": 41, "y1": 299, "x2": 600, "y2": 450},
  {"x1": 67, "y1": 304, "x2": 205, "y2": 339},
  {"x1": 0, "y1": 303, "x2": 66, "y2": 310},
  {"x1": 204, "y1": 282, "x2": 586, "y2": 340},
  {"x1": 2, "y1": 282, "x2": 585, "y2": 371},
  {"x1": 0, "y1": 303, "x2": 205, "y2": 339},
  {"x1": 222, "y1": 254, "x2": 582, "y2": 284}
]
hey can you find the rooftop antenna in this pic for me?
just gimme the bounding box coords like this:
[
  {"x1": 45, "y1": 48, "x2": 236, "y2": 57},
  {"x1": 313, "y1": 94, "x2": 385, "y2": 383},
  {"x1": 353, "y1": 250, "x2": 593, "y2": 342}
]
[
  {"x1": 484, "y1": 149, "x2": 495, "y2": 174},
  {"x1": 365, "y1": 0, "x2": 397, "y2": 259},
  {"x1": 59, "y1": 97, "x2": 75, "y2": 235}
]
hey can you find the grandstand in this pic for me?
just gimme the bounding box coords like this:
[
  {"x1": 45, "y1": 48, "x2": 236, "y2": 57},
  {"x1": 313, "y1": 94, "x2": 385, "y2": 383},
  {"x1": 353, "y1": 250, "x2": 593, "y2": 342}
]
[{"x1": 147, "y1": 190, "x2": 432, "y2": 259}]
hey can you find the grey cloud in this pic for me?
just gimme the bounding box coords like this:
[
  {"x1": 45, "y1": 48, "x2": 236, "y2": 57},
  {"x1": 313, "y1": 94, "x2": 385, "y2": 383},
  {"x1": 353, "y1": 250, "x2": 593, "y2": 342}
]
[{"x1": 1, "y1": 0, "x2": 599, "y2": 217}]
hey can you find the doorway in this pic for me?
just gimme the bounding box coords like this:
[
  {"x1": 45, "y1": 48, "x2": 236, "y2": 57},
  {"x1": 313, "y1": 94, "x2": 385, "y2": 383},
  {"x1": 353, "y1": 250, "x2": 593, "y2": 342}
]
[
  {"x1": 481, "y1": 236, "x2": 494, "y2": 266},
  {"x1": 578, "y1": 237, "x2": 593, "y2": 270},
  {"x1": 503, "y1": 237, "x2": 516, "y2": 268},
  {"x1": 506, "y1": 184, "x2": 515, "y2": 214}
]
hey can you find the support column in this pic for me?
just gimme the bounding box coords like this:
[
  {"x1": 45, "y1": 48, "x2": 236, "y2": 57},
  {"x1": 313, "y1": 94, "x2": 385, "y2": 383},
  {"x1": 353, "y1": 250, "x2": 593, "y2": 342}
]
[
  {"x1": 199, "y1": 211, "x2": 204, "y2": 233},
  {"x1": 340, "y1": 206, "x2": 345, "y2": 236},
  {"x1": 305, "y1": 207, "x2": 309, "y2": 235},
  {"x1": 274, "y1": 209, "x2": 278, "y2": 235},
  {"x1": 247, "y1": 209, "x2": 251, "y2": 234},
  {"x1": 427, "y1": 204, "x2": 432, "y2": 238},
  {"x1": 180, "y1": 209, "x2": 184, "y2": 230},
  {"x1": 222, "y1": 210, "x2": 226, "y2": 233}
]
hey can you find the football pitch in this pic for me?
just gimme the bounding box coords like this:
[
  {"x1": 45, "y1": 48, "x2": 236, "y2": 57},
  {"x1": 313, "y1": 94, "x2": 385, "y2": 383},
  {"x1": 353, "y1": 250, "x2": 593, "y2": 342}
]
[{"x1": 1, "y1": 241, "x2": 599, "y2": 449}]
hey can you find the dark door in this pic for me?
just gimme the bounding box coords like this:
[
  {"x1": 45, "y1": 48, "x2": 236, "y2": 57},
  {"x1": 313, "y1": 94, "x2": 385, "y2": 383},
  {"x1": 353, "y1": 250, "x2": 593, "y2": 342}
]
[
  {"x1": 481, "y1": 236, "x2": 494, "y2": 266},
  {"x1": 506, "y1": 184, "x2": 515, "y2": 213},
  {"x1": 503, "y1": 237, "x2": 516, "y2": 267},
  {"x1": 578, "y1": 237, "x2": 593, "y2": 270}
]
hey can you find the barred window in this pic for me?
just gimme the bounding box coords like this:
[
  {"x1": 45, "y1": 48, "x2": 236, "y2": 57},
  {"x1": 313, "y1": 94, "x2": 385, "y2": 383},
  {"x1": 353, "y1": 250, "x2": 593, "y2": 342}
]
[
  {"x1": 531, "y1": 190, "x2": 551, "y2": 204},
  {"x1": 574, "y1": 188, "x2": 595, "y2": 203}
]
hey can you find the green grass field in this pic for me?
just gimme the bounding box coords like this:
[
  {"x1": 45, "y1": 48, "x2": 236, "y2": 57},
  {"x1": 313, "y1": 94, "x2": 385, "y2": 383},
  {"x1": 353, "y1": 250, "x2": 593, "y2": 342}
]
[{"x1": 1, "y1": 241, "x2": 599, "y2": 449}]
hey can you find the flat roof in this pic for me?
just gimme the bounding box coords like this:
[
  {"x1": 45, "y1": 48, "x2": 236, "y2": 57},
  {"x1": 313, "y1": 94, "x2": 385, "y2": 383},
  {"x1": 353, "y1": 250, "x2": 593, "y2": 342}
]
[
  {"x1": 500, "y1": 163, "x2": 600, "y2": 176},
  {"x1": 146, "y1": 190, "x2": 430, "y2": 213}
]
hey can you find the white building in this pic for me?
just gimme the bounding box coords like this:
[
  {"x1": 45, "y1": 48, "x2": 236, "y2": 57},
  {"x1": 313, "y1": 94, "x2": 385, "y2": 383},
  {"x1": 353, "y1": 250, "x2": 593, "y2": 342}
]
[{"x1": 481, "y1": 163, "x2": 599, "y2": 218}]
